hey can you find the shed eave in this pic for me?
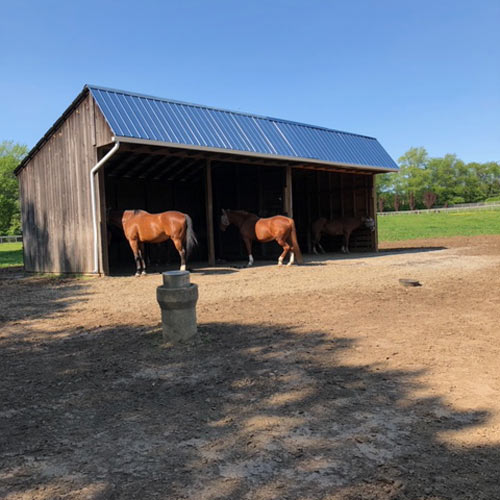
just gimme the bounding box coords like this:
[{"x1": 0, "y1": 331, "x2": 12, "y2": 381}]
[{"x1": 113, "y1": 136, "x2": 400, "y2": 173}]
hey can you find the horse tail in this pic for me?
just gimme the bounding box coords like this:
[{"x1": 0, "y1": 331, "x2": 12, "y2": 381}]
[
  {"x1": 184, "y1": 214, "x2": 198, "y2": 257},
  {"x1": 290, "y1": 219, "x2": 303, "y2": 264}
]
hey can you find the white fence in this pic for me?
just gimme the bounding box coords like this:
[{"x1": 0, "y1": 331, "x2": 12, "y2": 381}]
[
  {"x1": 0, "y1": 235, "x2": 22, "y2": 243},
  {"x1": 378, "y1": 201, "x2": 500, "y2": 216}
]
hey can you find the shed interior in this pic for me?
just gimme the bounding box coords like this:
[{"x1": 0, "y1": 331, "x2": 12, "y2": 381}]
[{"x1": 101, "y1": 143, "x2": 376, "y2": 274}]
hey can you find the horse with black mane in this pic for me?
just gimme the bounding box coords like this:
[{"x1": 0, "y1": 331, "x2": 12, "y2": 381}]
[
  {"x1": 108, "y1": 209, "x2": 197, "y2": 276},
  {"x1": 312, "y1": 216, "x2": 375, "y2": 254},
  {"x1": 220, "y1": 209, "x2": 303, "y2": 267}
]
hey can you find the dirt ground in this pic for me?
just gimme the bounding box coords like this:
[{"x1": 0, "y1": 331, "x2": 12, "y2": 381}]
[{"x1": 1, "y1": 235, "x2": 500, "y2": 500}]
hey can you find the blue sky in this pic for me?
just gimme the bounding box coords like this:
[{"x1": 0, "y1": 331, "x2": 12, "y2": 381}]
[{"x1": 1, "y1": 0, "x2": 499, "y2": 163}]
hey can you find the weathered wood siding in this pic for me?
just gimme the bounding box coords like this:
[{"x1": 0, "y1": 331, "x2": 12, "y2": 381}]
[
  {"x1": 94, "y1": 97, "x2": 114, "y2": 147},
  {"x1": 18, "y1": 93, "x2": 112, "y2": 273}
]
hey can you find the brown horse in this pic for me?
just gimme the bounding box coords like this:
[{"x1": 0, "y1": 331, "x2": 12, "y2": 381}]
[
  {"x1": 220, "y1": 209, "x2": 303, "y2": 267},
  {"x1": 312, "y1": 216, "x2": 375, "y2": 254},
  {"x1": 108, "y1": 209, "x2": 197, "y2": 276}
]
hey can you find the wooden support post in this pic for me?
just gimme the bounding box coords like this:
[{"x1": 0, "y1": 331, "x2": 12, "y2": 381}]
[
  {"x1": 328, "y1": 172, "x2": 333, "y2": 220},
  {"x1": 371, "y1": 174, "x2": 379, "y2": 252},
  {"x1": 316, "y1": 171, "x2": 321, "y2": 216},
  {"x1": 306, "y1": 174, "x2": 312, "y2": 253},
  {"x1": 340, "y1": 174, "x2": 345, "y2": 217},
  {"x1": 284, "y1": 166, "x2": 293, "y2": 217},
  {"x1": 352, "y1": 174, "x2": 357, "y2": 216},
  {"x1": 205, "y1": 160, "x2": 216, "y2": 266}
]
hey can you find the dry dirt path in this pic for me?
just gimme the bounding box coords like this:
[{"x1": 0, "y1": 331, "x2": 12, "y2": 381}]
[{"x1": 1, "y1": 236, "x2": 500, "y2": 499}]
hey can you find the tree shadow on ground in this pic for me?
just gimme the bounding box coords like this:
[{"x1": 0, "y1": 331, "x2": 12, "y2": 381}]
[
  {"x1": 0, "y1": 275, "x2": 91, "y2": 327},
  {"x1": 0, "y1": 321, "x2": 498, "y2": 500}
]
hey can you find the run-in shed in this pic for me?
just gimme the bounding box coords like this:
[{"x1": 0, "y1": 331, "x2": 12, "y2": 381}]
[{"x1": 15, "y1": 85, "x2": 398, "y2": 274}]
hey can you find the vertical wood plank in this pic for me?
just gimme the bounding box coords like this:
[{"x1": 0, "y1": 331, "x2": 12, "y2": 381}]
[
  {"x1": 284, "y1": 165, "x2": 293, "y2": 217},
  {"x1": 352, "y1": 174, "x2": 357, "y2": 216},
  {"x1": 306, "y1": 173, "x2": 312, "y2": 253},
  {"x1": 205, "y1": 159, "x2": 216, "y2": 266},
  {"x1": 328, "y1": 172, "x2": 333, "y2": 220},
  {"x1": 316, "y1": 170, "x2": 321, "y2": 216},
  {"x1": 371, "y1": 175, "x2": 378, "y2": 252},
  {"x1": 340, "y1": 175, "x2": 345, "y2": 216}
]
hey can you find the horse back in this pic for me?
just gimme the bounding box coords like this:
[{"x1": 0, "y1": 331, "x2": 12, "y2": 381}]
[
  {"x1": 123, "y1": 210, "x2": 186, "y2": 242},
  {"x1": 340, "y1": 217, "x2": 364, "y2": 232},
  {"x1": 255, "y1": 215, "x2": 293, "y2": 241}
]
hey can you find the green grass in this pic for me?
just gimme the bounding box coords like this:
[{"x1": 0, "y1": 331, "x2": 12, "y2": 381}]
[
  {"x1": 0, "y1": 242, "x2": 23, "y2": 268},
  {"x1": 378, "y1": 209, "x2": 500, "y2": 241}
]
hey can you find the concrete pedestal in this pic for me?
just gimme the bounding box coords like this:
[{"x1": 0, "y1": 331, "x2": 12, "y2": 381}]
[{"x1": 156, "y1": 271, "x2": 198, "y2": 343}]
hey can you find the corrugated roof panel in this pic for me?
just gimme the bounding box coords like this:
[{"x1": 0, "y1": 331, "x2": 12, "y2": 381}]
[
  {"x1": 233, "y1": 114, "x2": 276, "y2": 155},
  {"x1": 88, "y1": 85, "x2": 398, "y2": 171},
  {"x1": 254, "y1": 119, "x2": 295, "y2": 157}
]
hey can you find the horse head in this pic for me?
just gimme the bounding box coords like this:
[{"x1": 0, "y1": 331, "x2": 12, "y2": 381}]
[
  {"x1": 107, "y1": 209, "x2": 125, "y2": 229},
  {"x1": 220, "y1": 209, "x2": 230, "y2": 231},
  {"x1": 362, "y1": 217, "x2": 376, "y2": 231}
]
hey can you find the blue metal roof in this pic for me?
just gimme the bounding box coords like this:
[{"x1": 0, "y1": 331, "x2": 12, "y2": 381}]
[{"x1": 88, "y1": 85, "x2": 398, "y2": 171}]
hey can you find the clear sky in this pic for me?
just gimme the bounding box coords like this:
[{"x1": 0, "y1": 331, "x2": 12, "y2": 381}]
[{"x1": 1, "y1": 0, "x2": 499, "y2": 164}]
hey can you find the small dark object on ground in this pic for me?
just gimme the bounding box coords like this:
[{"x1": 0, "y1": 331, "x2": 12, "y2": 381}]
[{"x1": 399, "y1": 278, "x2": 422, "y2": 287}]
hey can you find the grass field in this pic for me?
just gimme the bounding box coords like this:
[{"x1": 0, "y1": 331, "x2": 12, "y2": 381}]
[
  {"x1": 0, "y1": 242, "x2": 23, "y2": 268},
  {"x1": 377, "y1": 208, "x2": 500, "y2": 241}
]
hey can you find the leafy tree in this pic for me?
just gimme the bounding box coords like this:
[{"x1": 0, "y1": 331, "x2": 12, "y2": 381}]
[
  {"x1": 378, "y1": 197, "x2": 385, "y2": 212},
  {"x1": 393, "y1": 194, "x2": 401, "y2": 211},
  {"x1": 423, "y1": 191, "x2": 437, "y2": 209},
  {"x1": 473, "y1": 161, "x2": 500, "y2": 199},
  {"x1": 0, "y1": 141, "x2": 28, "y2": 235},
  {"x1": 376, "y1": 147, "x2": 429, "y2": 210},
  {"x1": 376, "y1": 146, "x2": 500, "y2": 211},
  {"x1": 397, "y1": 147, "x2": 429, "y2": 203},
  {"x1": 408, "y1": 191, "x2": 416, "y2": 210}
]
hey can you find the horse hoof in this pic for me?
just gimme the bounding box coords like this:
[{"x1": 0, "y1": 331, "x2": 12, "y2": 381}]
[
  {"x1": 135, "y1": 273, "x2": 141, "y2": 277},
  {"x1": 141, "y1": 271, "x2": 147, "y2": 276}
]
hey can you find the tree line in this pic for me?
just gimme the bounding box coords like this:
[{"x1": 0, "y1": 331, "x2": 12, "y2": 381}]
[
  {"x1": 1, "y1": 141, "x2": 499, "y2": 235},
  {"x1": 376, "y1": 147, "x2": 500, "y2": 211},
  {"x1": 0, "y1": 141, "x2": 28, "y2": 235}
]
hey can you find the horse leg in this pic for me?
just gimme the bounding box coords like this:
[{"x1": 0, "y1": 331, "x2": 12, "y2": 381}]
[
  {"x1": 342, "y1": 231, "x2": 351, "y2": 254},
  {"x1": 139, "y1": 242, "x2": 147, "y2": 274},
  {"x1": 128, "y1": 239, "x2": 142, "y2": 276},
  {"x1": 172, "y1": 237, "x2": 187, "y2": 271},
  {"x1": 243, "y1": 237, "x2": 254, "y2": 267},
  {"x1": 276, "y1": 238, "x2": 290, "y2": 266},
  {"x1": 286, "y1": 237, "x2": 295, "y2": 266},
  {"x1": 312, "y1": 230, "x2": 320, "y2": 255}
]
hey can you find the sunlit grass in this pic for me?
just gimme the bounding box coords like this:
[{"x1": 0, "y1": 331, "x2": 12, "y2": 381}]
[
  {"x1": 0, "y1": 242, "x2": 23, "y2": 268},
  {"x1": 378, "y1": 209, "x2": 500, "y2": 241}
]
